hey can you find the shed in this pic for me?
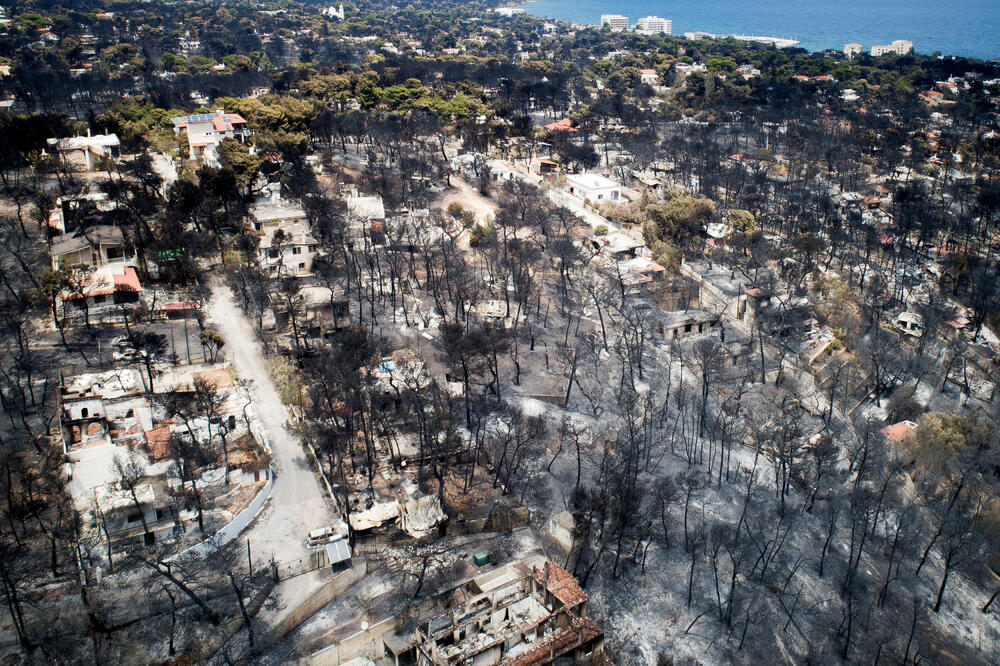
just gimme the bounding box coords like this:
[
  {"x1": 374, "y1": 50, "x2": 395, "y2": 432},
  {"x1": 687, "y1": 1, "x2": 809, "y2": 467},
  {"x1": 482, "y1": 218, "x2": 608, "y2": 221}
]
[{"x1": 326, "y1": 538, "x2": 352, "y2": 565}]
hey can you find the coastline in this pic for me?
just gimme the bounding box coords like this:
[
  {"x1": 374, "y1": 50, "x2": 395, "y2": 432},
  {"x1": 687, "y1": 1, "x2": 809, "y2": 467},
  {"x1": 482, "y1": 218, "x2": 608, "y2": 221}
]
[{"x1": 508, "y1": 0, "x2": 1000, "y2": 60}]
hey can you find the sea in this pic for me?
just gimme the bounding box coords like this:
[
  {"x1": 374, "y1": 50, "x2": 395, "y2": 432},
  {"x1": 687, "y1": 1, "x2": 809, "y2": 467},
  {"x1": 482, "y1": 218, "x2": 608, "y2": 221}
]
[{"x1": 521, "y1": 0, "x2": 1000, "y2": 61}]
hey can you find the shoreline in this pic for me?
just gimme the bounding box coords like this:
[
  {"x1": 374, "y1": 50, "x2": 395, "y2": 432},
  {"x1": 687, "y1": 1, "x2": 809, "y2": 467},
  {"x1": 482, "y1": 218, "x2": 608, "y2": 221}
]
[{"x1": 504, "y1": 1, "x2": 999, "y2": 61}]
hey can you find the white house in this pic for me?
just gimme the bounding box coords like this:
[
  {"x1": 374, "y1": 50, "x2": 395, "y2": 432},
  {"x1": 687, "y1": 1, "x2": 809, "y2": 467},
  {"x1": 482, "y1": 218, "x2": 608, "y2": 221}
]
[
  {"x1": 488, "y1": 159, "x2": 521, "y2": 182},
  {"x1": 250, "y1": 186, "x2": 308, "y2": 231},
  {"x1": 565, "y1": 173, "x2": 622, "y2": 204},
  {"x1": 49, "y1": 225, "x2": 133, "y2": 270},
  {"x1": 895, "y1": 311, "x2": 924, "y2": 337},
  {"x1": 171, "y1": 109, "x2": 250, "y2": 164},
  {"x1": 47, "y1": 131, "x2": 120, "y2": 171},
  {"x1": 639, "y1": 68, "x2": 659, "y2": 85},
  {"x1": 258, "y1": 221, "x2": 318, "y2": 277}
]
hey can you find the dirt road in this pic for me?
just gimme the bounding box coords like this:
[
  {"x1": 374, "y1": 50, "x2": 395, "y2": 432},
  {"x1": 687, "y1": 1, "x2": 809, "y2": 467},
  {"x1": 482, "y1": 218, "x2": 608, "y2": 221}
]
[{"x1": 204, "y1": 277, "x2": 332, "y2": 564}]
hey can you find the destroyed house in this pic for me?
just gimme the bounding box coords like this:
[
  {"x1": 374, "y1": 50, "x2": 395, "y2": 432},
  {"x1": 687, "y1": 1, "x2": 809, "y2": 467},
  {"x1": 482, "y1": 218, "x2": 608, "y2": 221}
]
[
  {"x1": 47, "y1": 132, "x2": 120, "y2": 171},
  {"x1": 298, "y1": 285, "x2": 351, "y2": 337},
  {"x1": 50, "y1": 192, "x2": 118, "y2": 234},
  {"x1": 591, "y1": 232, "x2": 645, "y2": 261},
  {"x1": 373, "y1": 349, "x2": 434, "y2": 416},
  {"x1": 59, "y1": 368, "x2": 154, "y2": 453},
  {"x1": 657, "y1": 309, "x2": 721, "y2": 340},
  {"x1": 408, "y1": 560, "x2": 605, "y2": 666},
  {"x1": 93, "y1": 478, "x2": 179, "y2": 549}
]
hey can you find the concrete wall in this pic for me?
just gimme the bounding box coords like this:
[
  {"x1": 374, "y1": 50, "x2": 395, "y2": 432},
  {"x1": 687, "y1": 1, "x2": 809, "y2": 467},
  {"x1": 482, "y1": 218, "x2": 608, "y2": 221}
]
[
  {"x1": 303, "y1": 613, "x2": 396, "y2": 665},
  {"x1": 272, "y1": 561, "x2": 368, "y2": 640}
]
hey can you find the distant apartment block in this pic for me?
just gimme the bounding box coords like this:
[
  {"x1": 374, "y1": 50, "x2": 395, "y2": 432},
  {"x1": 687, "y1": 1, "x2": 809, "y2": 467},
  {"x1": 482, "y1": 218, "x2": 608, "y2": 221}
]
[
  {"x1": 635, "y1": 15, "x2": 671, "y2": 34},
  {"x1": 600, "y1": 14, "x2": 628, "y2": 32},
  {"x1": 871, "y1": 40, "x2": 913, "y2": 56},
  {"x1": 844, "y1": 42, "x2": 863, "y2": 57},
  {"x1": 492, "y1": 6, "x2": 525, "y2": 16}
]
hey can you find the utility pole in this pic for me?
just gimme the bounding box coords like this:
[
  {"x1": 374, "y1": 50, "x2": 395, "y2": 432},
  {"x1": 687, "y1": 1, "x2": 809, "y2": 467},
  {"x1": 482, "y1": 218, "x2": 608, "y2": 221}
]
[{"x1": 183, "y1": 313, "x2": 191, "y2": 363}]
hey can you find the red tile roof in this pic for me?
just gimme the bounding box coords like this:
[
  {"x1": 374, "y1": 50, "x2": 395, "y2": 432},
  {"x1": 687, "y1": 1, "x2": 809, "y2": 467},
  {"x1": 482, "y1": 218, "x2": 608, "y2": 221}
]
[
  {"x1": 114, "y1": 266, "x2": 141, "y2": 292},
  {"x1": 531, "y1": 560, "x2": 588, "y2": 609},
  {"x1": 64, "y1": 266, "x2": 141, "y2": 300},
  {"x1": 544, "y1": 117, "x2": 578, "y2": 132},
  {"x1": 144, "y1": 422, "x2": 174, "y2": 461},
  {"x1": 880, "y1": 420, "x2": 917, "y2": 443}
]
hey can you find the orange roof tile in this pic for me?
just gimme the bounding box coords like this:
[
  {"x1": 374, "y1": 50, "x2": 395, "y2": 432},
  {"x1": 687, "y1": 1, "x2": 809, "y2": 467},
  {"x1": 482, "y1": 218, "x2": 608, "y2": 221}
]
[
  {"x1": 544, "y1": 117, "x2": 578, "y2": 132},
  {"x1": 880, "y1": 420, "x2": 917, "y2": 443},
  {"x1": 114, "y1": 266, "x2": 141, "y2": 291},
  {"x1": 144, "y1": 422, "x2": 174, "y2": 461},
  {"x1": 531, "y1": 560, "x2": 588, "y2": 608}
]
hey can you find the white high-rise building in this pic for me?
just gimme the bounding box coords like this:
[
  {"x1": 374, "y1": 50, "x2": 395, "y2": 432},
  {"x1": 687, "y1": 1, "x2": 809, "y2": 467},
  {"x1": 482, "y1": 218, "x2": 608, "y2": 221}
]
[
  {"x1": 843, "y1": 43, "x2": 863, "y2": 57},
  {"x1": 600, "y1": 14, "x2": 629, "y2": 32},
  {"x1": 635, "y1": 16, "x2": 672, "y2": 35},
  {"x1": 871, "y1": 40, "x2": 913, "y2": 56}
]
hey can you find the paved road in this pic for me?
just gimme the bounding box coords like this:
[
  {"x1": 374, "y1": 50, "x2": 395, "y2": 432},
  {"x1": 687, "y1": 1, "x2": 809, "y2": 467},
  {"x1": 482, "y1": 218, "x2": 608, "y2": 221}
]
[{"x1": 204, "y1": 276, "x2": 331, "y2": 564}]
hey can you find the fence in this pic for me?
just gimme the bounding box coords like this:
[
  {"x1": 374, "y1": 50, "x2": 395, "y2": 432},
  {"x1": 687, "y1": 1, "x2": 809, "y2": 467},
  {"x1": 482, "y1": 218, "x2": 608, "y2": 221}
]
[{"x1": 273, "y1": 548, "x2": 330, "y2": 581}]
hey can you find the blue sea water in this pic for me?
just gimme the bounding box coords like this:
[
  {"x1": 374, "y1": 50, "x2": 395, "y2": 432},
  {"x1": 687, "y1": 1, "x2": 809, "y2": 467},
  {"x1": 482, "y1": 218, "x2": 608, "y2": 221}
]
[{"x1": 522, "y1": 0, "x2": 1000, "y2": 61}]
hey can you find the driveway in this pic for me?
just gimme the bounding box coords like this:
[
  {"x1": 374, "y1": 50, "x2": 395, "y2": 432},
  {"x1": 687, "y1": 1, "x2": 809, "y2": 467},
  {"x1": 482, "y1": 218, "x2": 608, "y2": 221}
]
[
  {"x1": 151, "y1": 152, "x2": 179, "y2": 189},
  {"x1": 203, "y1": 277, "x2": 332, "y2": 564}
]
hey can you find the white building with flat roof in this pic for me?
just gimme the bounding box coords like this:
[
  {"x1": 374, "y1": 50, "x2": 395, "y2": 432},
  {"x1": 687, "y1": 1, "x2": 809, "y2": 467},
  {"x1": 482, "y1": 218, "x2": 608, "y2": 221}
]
[
  {"x1": 872, "y1": 40, "x2": 913, "y2": 56},
  {"x1": 635, "y1": 16, "x2": 671, "y2": 35},
  {"x1": 600, "y1": 14, "x2": 628, "y2": 32},
  {"x1": 565, "y1": 173, "x2": 622, "y2": 204},
  {"x1": 844, "y1": 43, "x2": 863, "y2": 57},
  {"x1": 47, "y1": 132, "x2": 120, "y2": 171}
]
